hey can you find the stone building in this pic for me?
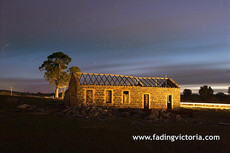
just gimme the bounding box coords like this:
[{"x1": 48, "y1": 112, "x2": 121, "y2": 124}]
[{"x1": 64, "y1": 72, "x2": 180, "y2": 109}]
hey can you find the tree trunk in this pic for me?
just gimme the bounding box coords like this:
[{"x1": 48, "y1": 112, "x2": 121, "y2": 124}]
[
  {"x1": 61, "y1": 90, "x2": 65, "y2": 99},
  {"x1": 55, "y1": 87, "x2": 59, "y2": 98}
]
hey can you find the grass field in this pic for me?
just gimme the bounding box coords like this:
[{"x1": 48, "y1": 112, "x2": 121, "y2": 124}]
[{"x1": 0, "y1": 95, "x2": 230, "y2": 153}]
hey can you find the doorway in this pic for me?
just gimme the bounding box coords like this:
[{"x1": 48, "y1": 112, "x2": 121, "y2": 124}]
[
  {"x1": 144, "y1": 94, "x2": 149, "y2": 109},
  {"x1": 167, "y1": 95, "x2": 172, "y2": 109}
]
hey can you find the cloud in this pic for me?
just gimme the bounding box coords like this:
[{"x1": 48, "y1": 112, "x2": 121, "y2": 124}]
[
  {"x1": 1, "y1": 0, "x2": 229, "y2": 57},
  {"x1": 0, "y1": 78, "x2": 54, "y2": 93},
  {"x1": 81, "y1": 60, "x2": 230, "y2": 85},
  {"x1": 0, "y1": 0, "x2": 229, "y2": 93}
]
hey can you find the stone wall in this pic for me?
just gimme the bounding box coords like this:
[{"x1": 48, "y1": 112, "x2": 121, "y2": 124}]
[
  {"x1": 64, "y1": 73, "x2": 79, "y2": 106},
  {"x1": 64, "y1": 74, "x2": 180, "y2": 109}
]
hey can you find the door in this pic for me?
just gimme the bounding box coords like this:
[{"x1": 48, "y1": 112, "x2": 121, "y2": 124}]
[
  {"x1": 167, "y1": 95, "x2": 172, "y2": 109},
  {"x1": 106, "y1": 90, "x2": 112, "y2": 103},
  {"x1": 144, "y1": 94, "x2": 149, "y2": 109}
]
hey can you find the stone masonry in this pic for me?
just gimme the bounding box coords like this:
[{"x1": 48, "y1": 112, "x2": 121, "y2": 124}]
[{"x1": 64, "y1": 73, "x2": 180, "y2": 109}]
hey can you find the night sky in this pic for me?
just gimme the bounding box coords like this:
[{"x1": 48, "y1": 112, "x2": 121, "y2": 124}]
[{"x1": 0, "y1": 0, "x2": 229, "y2": 93}]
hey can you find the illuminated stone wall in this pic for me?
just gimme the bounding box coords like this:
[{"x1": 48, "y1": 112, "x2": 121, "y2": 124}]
[{"x1": 64, "y1": 74, "x2": 180, "y2": 109}]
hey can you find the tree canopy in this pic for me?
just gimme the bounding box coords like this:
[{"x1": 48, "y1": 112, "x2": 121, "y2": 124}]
[
  {"x1": 183, "y1": 89, "x2": 192, "y2": 97},
  {"x1": 39, "y1": 52, "x2": 81, "y2": 98},
  {"x1": 199, "y1": 85, "x2": 213, "y2": 101}
]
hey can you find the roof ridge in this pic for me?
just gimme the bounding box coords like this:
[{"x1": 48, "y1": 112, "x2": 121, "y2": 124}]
[{"x1": 76, "y1": 72, "x2": 169, "y2": 79}]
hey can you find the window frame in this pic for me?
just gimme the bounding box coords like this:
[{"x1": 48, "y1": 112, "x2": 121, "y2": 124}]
[
  {"x1": 85, "y1": 89, "x2": 95, "y2": 104},
  {"x1": 105, "y1": 90, "x2": 113, "y2": 104},
  {"x1": 122, "y1": 90, "x2": 130, "y2": 104}
]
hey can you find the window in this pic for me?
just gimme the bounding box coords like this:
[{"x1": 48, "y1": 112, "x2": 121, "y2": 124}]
[
  {"x1": 105, "y1": 90, "x2": 112, "y2": 103},
  {"x1": 86, "y1": 90, "x2": 93, "y2": 103},
  {"x1": 123, "y1": 91, "x2": 129, "y2": 103}
]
